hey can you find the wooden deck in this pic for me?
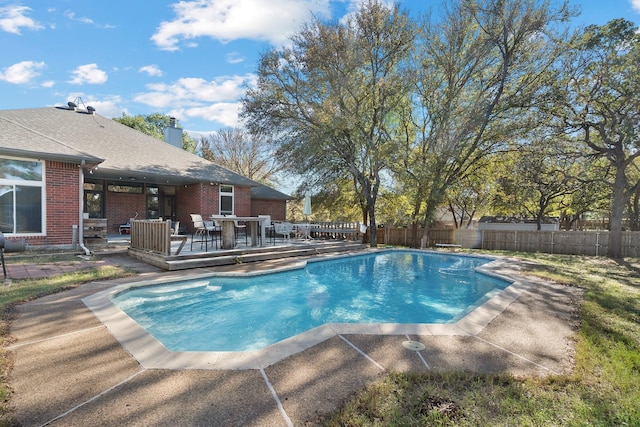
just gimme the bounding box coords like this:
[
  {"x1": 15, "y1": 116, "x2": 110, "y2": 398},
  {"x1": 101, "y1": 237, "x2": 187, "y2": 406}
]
[{"x1": 93, "y1": 219, "x2": 367, "y2": 271}]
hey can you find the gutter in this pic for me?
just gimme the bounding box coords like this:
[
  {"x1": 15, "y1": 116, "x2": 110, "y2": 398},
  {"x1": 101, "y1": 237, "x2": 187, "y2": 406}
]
[{"x1": 78, "y1": 161, "x2": 91, "y2": 256}]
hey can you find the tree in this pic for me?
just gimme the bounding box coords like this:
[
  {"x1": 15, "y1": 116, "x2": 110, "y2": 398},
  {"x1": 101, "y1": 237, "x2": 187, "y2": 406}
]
[
  {"x1": 242, "y1": 0, "x2": 416, "y2": 247},
  {"x1": 625, "y1": 160, "x2": 640, "y2": 231},
  {"x1": 553, "y1": 19, "x2": 640, "y2": 257},
  {"x1": 494, "y1": 134, "x2": 588, "y2": 229},
  {"x1": 198, "y1": 127, "x2": 280, "y2": 184},
  {"x1": 114, "y1": 113, "x2": 197, "y2": 152},
  {"x1": 446, "y1": 157, "x2": 495, "y2": 229},
  {"x1": 395, "y1": 0, "x2": 573, "y2": 247}
]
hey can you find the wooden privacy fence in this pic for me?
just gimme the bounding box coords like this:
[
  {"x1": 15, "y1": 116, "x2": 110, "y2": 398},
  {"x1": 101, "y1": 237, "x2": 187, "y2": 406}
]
[
  {"x1": 130, "y1": 220, "x2": 186, "y2": 256},
  {"x1": 374, "y1": 226, "x2": 456, "y2": 247},
  {"x1": 374, "y1": 226, "x2": 640, "y2": 257},
  {"x1": 477, "y1": 229, "x2": 640, "y2": 257}
]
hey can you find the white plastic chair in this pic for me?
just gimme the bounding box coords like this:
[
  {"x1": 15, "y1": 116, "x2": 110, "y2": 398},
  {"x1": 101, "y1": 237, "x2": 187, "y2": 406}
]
[
  {"x1": 258, "y1": 215, "x2": 275, "y2": 244},
  {"x1": 274, "y1": 222, "x2": 294, "y2": 241}
]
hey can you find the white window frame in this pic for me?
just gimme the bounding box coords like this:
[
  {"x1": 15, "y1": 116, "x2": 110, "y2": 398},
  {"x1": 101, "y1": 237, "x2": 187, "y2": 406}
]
[
  {"x1": 0, "y1": 156, "x2": 46, "y2": 236},
  {"x1": 219, "y1": 185, "x2": 234, "y2": 215}
]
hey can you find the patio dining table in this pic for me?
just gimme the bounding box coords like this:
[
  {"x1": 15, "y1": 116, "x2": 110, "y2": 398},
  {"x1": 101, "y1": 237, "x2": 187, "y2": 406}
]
[{"x1": 210, "y1": 216, "x2": 266, "y2": 249}]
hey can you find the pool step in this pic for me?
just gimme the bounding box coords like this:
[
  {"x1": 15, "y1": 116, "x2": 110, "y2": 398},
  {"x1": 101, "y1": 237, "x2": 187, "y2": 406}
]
[{"x1": 129, "y1": 241, "x2": 369, "y2": 271}]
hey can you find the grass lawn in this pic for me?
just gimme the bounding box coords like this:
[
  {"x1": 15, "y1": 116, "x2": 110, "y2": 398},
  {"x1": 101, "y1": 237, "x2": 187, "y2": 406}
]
[
  {"x1": 0, "y1": 255, "x2": 133, "y2": 424},
  {"x1": 323, "y1": 252, "x2": 640, "y2": 426}
]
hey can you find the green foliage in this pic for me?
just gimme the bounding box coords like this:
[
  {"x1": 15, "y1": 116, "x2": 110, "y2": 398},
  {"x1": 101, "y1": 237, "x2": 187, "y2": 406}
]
[
  {"x1": 113, "y1": 113, "x2": 197, "y2": 152},
  {"x1": 242, "y1": 0, "x2": 416, "y2": 246},
  {"x1": 398, "y1": 0, "x2": 573, "y2": 235},
  {"x1": 551, "y1": 18, "x2": 640, "y2": 256},
  {"x1": 241, "y1": 0, "x2": 638, "y2": 255}
]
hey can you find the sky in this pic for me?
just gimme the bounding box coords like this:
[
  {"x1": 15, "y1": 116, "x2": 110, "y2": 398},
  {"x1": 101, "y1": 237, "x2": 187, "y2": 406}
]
[{"x1": 1, "y1": 0, "x2": 639, "y2": 136}]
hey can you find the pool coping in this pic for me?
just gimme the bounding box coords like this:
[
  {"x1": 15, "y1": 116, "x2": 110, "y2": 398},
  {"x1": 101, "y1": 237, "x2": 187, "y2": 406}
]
[{"x1": 81, "y1": 250, "x2": 531, "y2": 370}]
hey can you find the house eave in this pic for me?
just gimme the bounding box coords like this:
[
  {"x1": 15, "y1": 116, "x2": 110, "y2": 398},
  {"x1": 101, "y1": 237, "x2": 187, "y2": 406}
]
[{"x1": 0, "y1": 147, "x2": 103, "y2": 167}]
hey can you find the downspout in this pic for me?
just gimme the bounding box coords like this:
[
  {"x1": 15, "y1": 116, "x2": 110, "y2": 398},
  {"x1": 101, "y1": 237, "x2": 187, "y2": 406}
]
[{"x1": 78, "y1": 161, "x2": 91, "y2": 256}]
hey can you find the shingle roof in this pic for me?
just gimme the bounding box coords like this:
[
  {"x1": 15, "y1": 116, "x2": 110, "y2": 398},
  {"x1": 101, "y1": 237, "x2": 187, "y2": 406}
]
[
  {"x1": 0, "y1": 111, "x2": 103, "y2": 165},
  {"x1": 0, "y1": 107, "x2": 255, "y2": 187},
  {"x1": 251, "y1": 182, "x2": 291, "y2": 200}
]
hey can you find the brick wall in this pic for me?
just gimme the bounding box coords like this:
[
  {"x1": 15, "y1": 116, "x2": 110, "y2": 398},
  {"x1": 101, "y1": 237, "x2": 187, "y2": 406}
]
[
  {"x1": 177, "y1": 183, "x2": 220, "y2": 233},
  {"x1": 22, "y1": 161, "x2": 80, "y2": 248},
  {"x1": 105, "y1": 192, "x2": 145, "y2": 233},
  {"x1": 250, "y1": 199, "x2": 287, "y2": 221},
  {"x1": 234, "y1": 186, "x2": 252, "y2": 217},
  {"x1": 176, "y1": 184, "x2": 263, "y2": 232}
]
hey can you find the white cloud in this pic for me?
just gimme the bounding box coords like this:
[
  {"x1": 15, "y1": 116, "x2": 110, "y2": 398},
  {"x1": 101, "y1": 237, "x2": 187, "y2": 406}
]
[
  {"x1": 41, "y1": 80, "x2": 55, "y2": 88},
  {"x1": 139, "y1": 65, "x2": 163, "y2": 77},
  {"x1": 226, "y1": 51, "x2": 245, "y2": 64},
  {"x1": 151, "y1": 0, "x2": 332, "y2": 51},
  {"x1": 68, "y1": 63, "x2": 108, "y2": 85},
  {"x1": 133, "y1": 73, "x2": 257, "y2": 127},
  {"x1": 0, "y1": 5, "x2": 44, "y2": 34},
  {"x1": 184, "y1": 102, "x2": 242, "y2": 127},
  {"x1": 0, "y1": 60, "x2": 45, "y2": 84},
  {"x1": 133, "y1": 74, "x2": 256, "y2": 108},
  {"x1": 64, "y1": 11, "x2": 94, "y2": 25},
  {"x1": 63, "y1": 10, "x2": 114, "y2": 29},
  {"x1": 632, "y1": 0, "x2": 640, "y2": 13}
]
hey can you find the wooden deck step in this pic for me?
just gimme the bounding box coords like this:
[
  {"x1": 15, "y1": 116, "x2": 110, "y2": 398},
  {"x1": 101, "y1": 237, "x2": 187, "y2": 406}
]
[{"x1": 129, "y1": 241, "x2": 368, "y2": 271}]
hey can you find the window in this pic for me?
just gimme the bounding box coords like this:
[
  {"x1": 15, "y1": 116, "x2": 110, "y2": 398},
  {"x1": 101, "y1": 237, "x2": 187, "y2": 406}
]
[
  {"x1": 84, "y1": 182, "x2": 104, "y2": 218},
  {"x1": 146, "y1": 186, "x2": 159, "y2": 218},
  {"x1": 107, "y1": 183, "x2": 142, "y2": 193},
  {"x1": 220, "y1": 185, "x2": 233, "y2": 215},
  {"x1": 0, "y1": 157, "x2": 44, "y2": 234}
]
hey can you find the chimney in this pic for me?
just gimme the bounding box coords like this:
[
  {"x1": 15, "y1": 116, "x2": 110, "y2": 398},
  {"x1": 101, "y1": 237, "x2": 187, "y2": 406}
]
[{"x1": 164, "y1": 117, "x2": 183, "y2": 148}]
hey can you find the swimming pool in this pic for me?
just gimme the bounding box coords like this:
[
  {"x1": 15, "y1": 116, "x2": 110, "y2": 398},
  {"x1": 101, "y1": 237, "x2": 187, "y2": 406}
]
[{"x1": 111, "y1": 251, "x2": 510, "y2": 352}]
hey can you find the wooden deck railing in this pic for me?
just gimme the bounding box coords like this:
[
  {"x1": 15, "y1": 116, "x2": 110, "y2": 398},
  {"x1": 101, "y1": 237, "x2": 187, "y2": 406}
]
[
  {"x1": 311, "y1": 222, "x2": 362, "y2": 241},
  {"x1": 130, "y1": 220, "x2": 185, "y2": 256}
]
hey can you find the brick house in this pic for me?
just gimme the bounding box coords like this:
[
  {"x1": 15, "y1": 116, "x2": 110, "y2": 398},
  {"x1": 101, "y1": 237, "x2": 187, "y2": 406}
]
[{"x1": 0, "y1": 106, "x2": 290, "y2": 249}]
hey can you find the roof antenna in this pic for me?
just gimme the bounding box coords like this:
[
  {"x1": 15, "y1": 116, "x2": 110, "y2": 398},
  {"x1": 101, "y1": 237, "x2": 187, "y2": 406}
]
[
  {"x1": 67, "y1": 97, "x2": 96, "y2": 115},
  {"x1": 73, "y1": 97, "x2": 87, "y2": 110}
]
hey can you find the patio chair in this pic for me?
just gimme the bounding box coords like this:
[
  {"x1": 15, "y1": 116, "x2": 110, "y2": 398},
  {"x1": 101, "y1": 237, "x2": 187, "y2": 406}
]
[
  {"x1": 227, "y1": 214, "x2": 248, "y2": 245},
  {"x1": 274, "y1": 222, "x2": 294, "y2": 242},
  {"x1": 190, "y1": 214, "x2": 217, "y2": 251},
  {"x1": 258, "y1": 215, "x2": 275, "y2": 245},
  {"x1": 207, "y1": 220, "x2": 222, "y2": 246}
]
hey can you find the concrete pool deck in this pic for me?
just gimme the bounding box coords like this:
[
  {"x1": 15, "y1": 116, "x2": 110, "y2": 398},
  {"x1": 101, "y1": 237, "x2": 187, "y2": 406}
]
[{"x1": 4, "y1": 251, "x2": 583, "y2": 426}]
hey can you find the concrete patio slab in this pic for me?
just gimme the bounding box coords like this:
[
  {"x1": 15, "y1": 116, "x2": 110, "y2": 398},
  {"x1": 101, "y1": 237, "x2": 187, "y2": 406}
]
[
  {"x1": 263, "y1": 336, "x2": 386, "y2": 426},
  {"x1": 47, "y1": 370, "x2": 285, "y2": 427},
  {"x1": 8, "y1": 327, "x2": 142, "y2": 426}
]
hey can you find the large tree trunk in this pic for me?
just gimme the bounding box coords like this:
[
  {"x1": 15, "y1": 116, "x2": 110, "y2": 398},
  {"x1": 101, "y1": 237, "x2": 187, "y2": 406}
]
[
  {"x1": 608, "y1": 164, "x2": 626, "y2": 258},
  {"x1": 368, "y1": 205, "x2": 377, "y2": 248}
]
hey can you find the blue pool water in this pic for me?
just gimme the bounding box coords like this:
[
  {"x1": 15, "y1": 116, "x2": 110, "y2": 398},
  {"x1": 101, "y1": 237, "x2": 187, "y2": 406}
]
[{"x1": 112, "y1": 251, "x2": 510, "y2": 352}]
